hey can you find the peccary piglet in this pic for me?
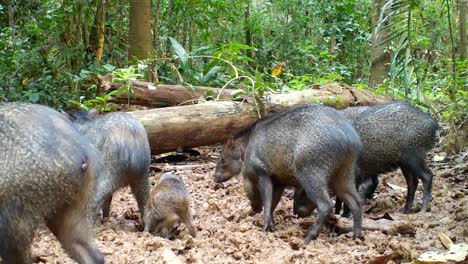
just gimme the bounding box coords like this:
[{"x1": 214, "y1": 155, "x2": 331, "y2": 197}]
[
  {"x1": 215, "y1": 104, "x2": 363, "y2": 243},
  {"x1": 144, "y1": 173, "x2": 196, "y2": 238},
  {"x1": 0, "y1": 103, "x2": 104, "y2": 264},
  {"x1": 295, "y1": 102, "x2": 439, "y2": 217},
  {"x1": 69, "y1": 110, "x2": 151, "y2": 223}
]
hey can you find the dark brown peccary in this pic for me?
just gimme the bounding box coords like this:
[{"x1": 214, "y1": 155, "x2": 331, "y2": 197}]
[
  {"x1": 144, "y1": 173, "x2": 196, "y2": 238},
  {"x1": 294, "y1": 102, "x2": 439, "y2": 218},
  {"x1": 68, "y1": 110, "x2": 151, "y2": 223},
  {"x1": 214, "y1": 104, "x2": 363, "y2": 243},
  {"x1": 0, "y1": 103, "x2": 104, "y2": 264}
]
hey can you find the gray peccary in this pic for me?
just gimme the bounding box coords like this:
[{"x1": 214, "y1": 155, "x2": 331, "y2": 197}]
[
  {"x1": 68, "y1": 110, "x2": 151, "y2": 223},
  {"x1": 144, "y1": 173, "x2": 196, "y2": 238},
  {"x1": 214, "y1": 104, "x2": 363, "y2": 243},
  {"x1": 0, "y1": 103, "x2": 104, "y2": 264},
  {"x1": 295, "y1": 102, "x2": 439, "y2": 217}
]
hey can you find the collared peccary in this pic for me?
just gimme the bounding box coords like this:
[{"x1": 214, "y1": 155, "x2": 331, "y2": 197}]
[
  {"x1": 294, "y1": 102, "x2": 439, "y2": 217},
  {"x1": 0, "y1": 103, "x2": 104, "y2": 264},
  {"x1": 68, "y1": 110, "x2": 151, "y2": 223},
  {"x1": 214, "y1": 104, "x2": 363, "y2": 243},
  {"x1": 144, "y1": 172, "x2": 196, "y2": 238},
  {"x1": 342, "y1": 106, "x2": 371, "y2": 121}
]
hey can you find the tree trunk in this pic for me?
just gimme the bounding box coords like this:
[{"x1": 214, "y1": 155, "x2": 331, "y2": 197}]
[
  {"x1": 8, "y1": 0, "x2": 15, "y2": 28},
  {"x1": 153, "y1": 0, "x2": 161, "y2": 51},
  {"x1": 166, "y1": 0, "x2": 176, "y2": 53},
  {"x1": 128, "y1": 0, "x2": 152, "y2": 60},
  {"x1": 127, "y1": 83, "x2": 394, "y2": 154},
  {"x1": 460, "y1": 0, "x2": 467, "y2": 61},
  {"x1": 245, "y1": 0, "x2": 253, "y2": 59},
  {"x1": 89, "y1": 0, "x2": 110, "y2": 65},
  {"x1": 369, "y1": 0, "x2": 391, "y2": 89}
]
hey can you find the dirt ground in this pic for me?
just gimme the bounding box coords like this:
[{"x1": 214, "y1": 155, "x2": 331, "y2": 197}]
[{"x1": 32, "y1": 137, "x2": 467, "y2": 263}]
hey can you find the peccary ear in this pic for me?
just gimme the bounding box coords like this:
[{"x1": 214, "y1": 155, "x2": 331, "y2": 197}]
[{"x1": 88, "y1": 108, "x2": 100, "y2": 120}]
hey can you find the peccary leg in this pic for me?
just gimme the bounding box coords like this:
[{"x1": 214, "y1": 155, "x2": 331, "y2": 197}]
[
  {"x1": 0, "y1": 213, "x2": 34, "y2": 264},
  {"x1": 130, "y1": 175, "x2": 149, "y2": 220},
  {"x1": 101, "y1": 195, "x2": 112, "y2": 218},
  {"x1": 303, "y1": 189, "x2": 333, "y2": 243},
  {"x1": 258, "y1": 175, "x2": 274, "y2": 232},
  {"x1": 299, "y1": 171, "x2": 333, "y2": 243},
  {"x1": 419, "y1": 161, "x2": 434, "y2": 212},
  {"x1": 334, "y1": 189, "x2": 363, "y2": 239},
  {"x1": 179, "y1": 211, "x2": 197, "y2": 238},
  {"x1": 400, "y1": 164, "x2": 418, "y2": 214},
  {"x1": 144, "y1": 213, "x2": 156, "y2": 233},
  {"x1": 243, "y1": 177, "x2": 262, "y2": 213},
  {"x1": 271, "y1": 186, "x2": 285, "y2": 216},
  {"x1": 339, "y1": 199, "x2": 351, "y2": 218},
  {"x1": 361, "y1": 175, "x2": 379, "y2": 200},
  {"x1": 332, "y1": 157, "x2": 363, "y2": 239},
  {"x1": 46, "y1": 207, "x2": 104, "y2": 264},
  {"x1": 334, "y1": 198, "x2": 344, "y2": 215},
  {"x1": 92, "y1": 193, "x2": 112, "y2": 222}
]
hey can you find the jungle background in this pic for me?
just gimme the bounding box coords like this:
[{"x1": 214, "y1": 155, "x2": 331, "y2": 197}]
[{"x1": 0, "y1": 1, "x2": 467, "y2": 263}]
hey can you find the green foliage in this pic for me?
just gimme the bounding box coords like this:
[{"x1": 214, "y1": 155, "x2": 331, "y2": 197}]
[{"x1": 0, "y1": 0, "x2": 465, "y2": 125}]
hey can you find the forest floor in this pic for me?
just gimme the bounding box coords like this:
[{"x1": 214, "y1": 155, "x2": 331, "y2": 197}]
[{"x1": 32, "y1": 131, "x2": 467, "y2": 264}]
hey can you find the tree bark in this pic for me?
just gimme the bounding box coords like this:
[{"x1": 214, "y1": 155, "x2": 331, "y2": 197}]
[
  {"x1": 460, "y1": 0, "x2": 467, "y2": 61},
  {"x1": 369, "y1": 0, "x2": 391, "y2": 89},
  {"x1": 166, "y1": 0, "x2": 176, "y2": 53},
  {"x1": 153, "y1": 0, "x2": 161, "y2": 51},
  {"x1": 127, "y1": 83, "x2": 394, "y2": 154},
  {"x1": 245, "y1": 0, "x2": 253, "y2": 59},
  {"x1": 128, "y1": 0, "x2": 152, "y2": 60},
  {"x1": 89, "y1": 0, "x2": 110, "y2": 65},
  {"x1": 8, "y1": 0, "x2": 16, "y2": 28}
]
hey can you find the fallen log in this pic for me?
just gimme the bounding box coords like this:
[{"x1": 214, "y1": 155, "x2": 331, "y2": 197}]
[
  {"x1": 128, "y1": 83, "x2": 394, "y2": 154},
  {"x1": 101, "y1": 76, "x2": 234, "y2": 107}
]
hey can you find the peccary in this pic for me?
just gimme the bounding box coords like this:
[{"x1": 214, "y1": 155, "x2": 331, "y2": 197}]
[
  {"x1": 0, "y1": 103, "x2": 104, "y2": 264},
  {"x1": 342, "y1": 106, "x2": 371, "y2": 121},
  {"x1": 214, "y1": 104, "x2": 363, "y2": 243},
  {"x1": 294, "y1": 102, "x2": 439, "y2": 217},
  {"x1": 144, "y1": 173, "x2": 196, "y2": 238},
  {"x1": 68, "y1": 110, "x2": 151, "y2": 223}
]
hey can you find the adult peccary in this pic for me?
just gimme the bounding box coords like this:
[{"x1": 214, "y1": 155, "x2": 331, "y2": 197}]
[
  {"x1": 214, "y1": 104, "x2": 363, "y2": 243},
  {"x1": 342, "y1": 106, "x2": 371, "y2": 121},
  {"x1": 294, "y1": 102, "x2": 439, "y2": 217},
  {"x1": 144, "y1": 172, "x2": 196, "y2": 238},
  {"x1": 0, "y1": 103, "x2": 104, "y2": 264},
  {"x1": 68, "y1": 110, "x2": 151, "y2": 223}
]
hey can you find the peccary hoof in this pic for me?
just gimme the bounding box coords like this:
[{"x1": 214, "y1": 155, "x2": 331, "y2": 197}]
[{"x1": 304, "y1": 234, "x2": 318, "y2": 245}]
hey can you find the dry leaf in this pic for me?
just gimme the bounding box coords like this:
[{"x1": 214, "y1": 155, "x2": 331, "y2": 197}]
[{"x1": 437, "y1": 232, "x2": 454, "y2": 249}]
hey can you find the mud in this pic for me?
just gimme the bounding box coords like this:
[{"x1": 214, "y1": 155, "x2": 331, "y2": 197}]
[{"x1": 31, "y1": 142, "x2": 467, "y2": 264}]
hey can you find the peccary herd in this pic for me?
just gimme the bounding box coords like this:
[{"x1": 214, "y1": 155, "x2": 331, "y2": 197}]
[{"x1": 0, "y1": 100, "x2": 439, "y2": 263}]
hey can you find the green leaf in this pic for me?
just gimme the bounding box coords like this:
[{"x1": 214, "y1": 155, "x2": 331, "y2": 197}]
[
  {"x1": 169, "y1": 37, "x2": 188, "y2": 66},
  {"x1": 202, "y1": 66, "x2": 222, "y2": 83},
  {"x1": 29, "y1": 93, "x2": 40, "y2": 103}
]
